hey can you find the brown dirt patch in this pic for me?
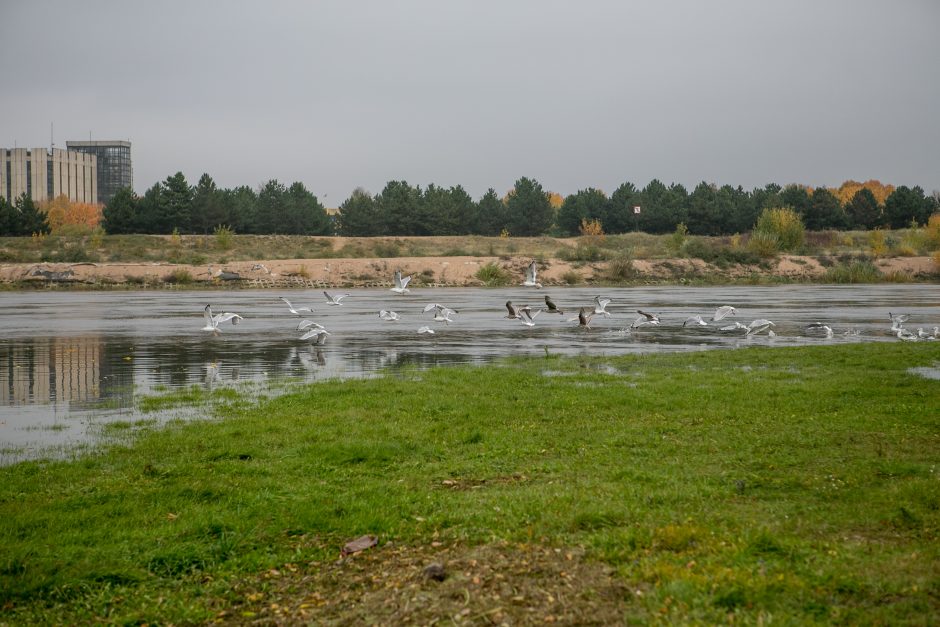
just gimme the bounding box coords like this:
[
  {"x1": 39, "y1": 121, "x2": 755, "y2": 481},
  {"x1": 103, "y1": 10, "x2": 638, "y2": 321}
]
[{"x1": 214, "y1": 541, "x2": 631, "y2": 625}]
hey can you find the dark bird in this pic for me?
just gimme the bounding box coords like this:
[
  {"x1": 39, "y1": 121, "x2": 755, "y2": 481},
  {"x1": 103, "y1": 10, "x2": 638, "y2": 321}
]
[{"x1": 544, "y1": 295, "x2": 564, "y2": 314}]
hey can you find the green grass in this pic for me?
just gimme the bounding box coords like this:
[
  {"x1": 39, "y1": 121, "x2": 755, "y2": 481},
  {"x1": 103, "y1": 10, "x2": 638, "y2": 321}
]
[{"x1": 1, "y1": 343, "x2": 938, "y2": 623}]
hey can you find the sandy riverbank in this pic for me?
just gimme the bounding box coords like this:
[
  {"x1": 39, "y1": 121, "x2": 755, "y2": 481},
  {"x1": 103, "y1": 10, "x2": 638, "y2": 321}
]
[{"x1": 1, "y1": 255, "x2": 936, "y2": 288}]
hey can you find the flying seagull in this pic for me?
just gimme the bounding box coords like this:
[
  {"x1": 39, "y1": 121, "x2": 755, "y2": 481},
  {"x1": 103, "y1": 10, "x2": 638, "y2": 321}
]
[
  {"x1": 567, "y1": 306, "x2": 595, "y2": 328},
  {"x1": 417, "y1": 326, "x2": 435, "y2": 334},
  {"x1": 201, "y1": 304, "x2": 243, "y2": 335},
  {"x1": 745, "y1": 319, "x2": 775, "y2": 336},
  {"x1": 543, "y1": 295, "x2": 564, "y2": 314},
  {"x1": 391, "y1": 270, "x2": 412, "y2": 295},
  {"x1": 712, "y1": 305, "x2": 737, "y2": 322},
  {"x1": 300, "y1": 327, "x2": 330, "y2": 344},
  {"x1": 424, "y1": 303, "x2": 457, "y2": 324},
  {"x1": 683, "y1": 315, "x2": 708, "y2": 327},
  {"x1": 593, "y1": 296, "x2": 612, "y2": 318},
  {"x1": 505, "y1": 300, "x2": 523, "y2": 319},
  {"x1": 517, "y1": 308, "x2": 542, "y2": 327},
  {"x1": 633, "y1": 310, "x2": 661, "y2": 327},
  {"x1": 323, "y1": 291, "x2": 349, "y2": 306},
  {"x1": 280, "y1": 296, "x2": 313, "y2": 315},
  {"x1": 379, "y1": 310, "x2": 400, "y2": 321},
  {"x1": 522, "y1": 260, "x2": 543, "y2": 288},
  {"x1": 297, "y1": 319, "x2": 325, "y2": 332}
]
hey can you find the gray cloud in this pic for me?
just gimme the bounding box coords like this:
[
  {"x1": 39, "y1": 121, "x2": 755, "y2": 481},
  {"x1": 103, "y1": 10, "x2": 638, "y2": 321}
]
[{"x1": 2, "y1": 0, "x2": 938, "y2": 204}]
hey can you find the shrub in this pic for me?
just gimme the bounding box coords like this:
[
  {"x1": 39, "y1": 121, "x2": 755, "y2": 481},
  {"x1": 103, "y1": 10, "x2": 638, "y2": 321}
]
[
  {"x1": 214, "y1": 225, "x2": 235, "y2": 251},
  {"x1": 924, "y1": 214, "x2": 940, "y2": 250},
  {"x1": 163, "y1": 269, "x2": 194, "y2": 284},
  {"x1": 475, "y1": 262, "x2": 511, "y2": 286},
  {"x1": 373, "y1": 241, "x2": 403, "y2": 258},
  {"x1": 747, "y1": 231, "x2": 780, "y2": 259},
  {"x1": 561, "y1": 269, "x2": 582, "y2": 285},
  {"x1": 823, "y1": 261, "x2": 882, "y2": 283},
  {"x1": 867, "y1": 229, "x2": 888, "y2": 258},
  {"x1": 685, "y1": 237, "x2": 762, "y2": 266},
  {"x1": 559, "y1": 244, "x2": 607, "y2": 262},
  {"x1": 669, "y1": 223, "x2": 688, "y2": 254},
  {"x1": 605, "y1": 254, "x2": 637, "y2": 281},
  {"x1": 754, "y1": 207, "x2": 805, "y2": 252}
]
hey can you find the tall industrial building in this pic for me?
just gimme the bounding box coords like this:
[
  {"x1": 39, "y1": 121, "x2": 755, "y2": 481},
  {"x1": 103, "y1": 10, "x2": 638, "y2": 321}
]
[
  {"x1": 66, "y1": 140, "x2": 132, "y2": 205},
  {"x1": 1, "y1": 147, "x2": 97, "y2": 204}
]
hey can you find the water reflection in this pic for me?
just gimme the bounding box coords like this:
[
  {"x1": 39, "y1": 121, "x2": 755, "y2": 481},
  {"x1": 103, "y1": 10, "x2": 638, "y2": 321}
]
[{"x1": 1, "y1": 285, "x2": 938, "y2": 463}]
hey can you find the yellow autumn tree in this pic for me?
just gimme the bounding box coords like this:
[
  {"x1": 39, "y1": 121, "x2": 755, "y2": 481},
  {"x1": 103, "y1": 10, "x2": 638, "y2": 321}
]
[
  {"x1": 833, "y1": 180, "x2": 895, "y2": 207},
  {"x1": 547, "y1": 192, "x2": 564, "y2": 209},
  {"x1": 41, "y1": 194, "x2": 103, "y2": 233}
]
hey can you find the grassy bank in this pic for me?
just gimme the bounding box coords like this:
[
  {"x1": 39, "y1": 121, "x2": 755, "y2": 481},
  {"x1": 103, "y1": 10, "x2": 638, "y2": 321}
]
[
  {"x1": 1, "y1": 343, "x2": 938, "y2": 624},
  {"x1": 1, "y1": 229, "x2": 937, "y2": 265}
]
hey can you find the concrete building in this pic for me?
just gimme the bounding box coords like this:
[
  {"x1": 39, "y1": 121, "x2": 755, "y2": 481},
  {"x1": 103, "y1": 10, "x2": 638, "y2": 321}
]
[
  {"x1": 1, "y1": 147, "x2": 97, "y2": 204},
  {"x1": 66, "y1": 140, "x2": 132, "y2": 205}
]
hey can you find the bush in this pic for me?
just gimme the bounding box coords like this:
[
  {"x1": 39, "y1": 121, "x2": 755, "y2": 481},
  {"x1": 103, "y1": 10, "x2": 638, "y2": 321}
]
[
  {"x1": 669, "y1": 223, "x2": 688, "y2": 254},
  {"x1": 605, "y1": 254, "x2": 637, "y2": 281},
  {"x1": 475, "y1": 262, "x2": 511, "y2": 286},
  {"x1": 373, "y1": 241, "x2": 403, "y2": 258},
  {"x1": 214, "y1": 225, "x2": 235, "y2": 251},
  {"x1": 867, "y1": 230, "x2": 888, "y2": 258},
  {"x1": 163, "y1": 269, "x2": 195, "y2": 284},
  {"x1": 559, "y1": 244, "x2": 607, "y2": 262},
  {"x1": 685, "y1": 238, "x2": 762, "y2": 267},
  {"x1": 561, "y1": 269, "x2": 583, "y2": 285},
  {"x1": 924, "y1": 214, "x2": 940, "y2": 251},
  {"x1": 747, "y1": 231, "x2": 780, "y2": 259},
  {"x1": 823, "y1": 261, "x2": 882, "y2": 283},
  {"x1": 754, "y1": 207, "x2": 805, "y2": 252}
]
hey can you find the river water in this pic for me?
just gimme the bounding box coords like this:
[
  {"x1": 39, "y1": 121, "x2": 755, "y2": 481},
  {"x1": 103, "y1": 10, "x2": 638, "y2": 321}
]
[{"x1": 1, "y1": 285, "x2": 938, "y2": 463}]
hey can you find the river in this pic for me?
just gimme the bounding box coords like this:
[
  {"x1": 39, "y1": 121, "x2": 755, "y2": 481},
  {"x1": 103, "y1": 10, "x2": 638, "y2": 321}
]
[{"x1": 1, "y1": 284, "x2": 937, "y2": 463}]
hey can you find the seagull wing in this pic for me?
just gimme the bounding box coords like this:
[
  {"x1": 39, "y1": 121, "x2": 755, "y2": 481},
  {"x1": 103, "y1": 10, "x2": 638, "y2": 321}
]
[
  {"x1": 526, "y1": 261, "x2": 537, "y2": 282},
  {"x1": 400, "y1": 274, "x2": 412, "y2": 288}
]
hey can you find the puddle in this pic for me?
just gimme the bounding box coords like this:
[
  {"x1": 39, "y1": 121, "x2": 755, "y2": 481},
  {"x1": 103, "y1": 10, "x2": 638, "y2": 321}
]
[{"x1": 908, "y1": 366, "x2": 940, "y2": 380}]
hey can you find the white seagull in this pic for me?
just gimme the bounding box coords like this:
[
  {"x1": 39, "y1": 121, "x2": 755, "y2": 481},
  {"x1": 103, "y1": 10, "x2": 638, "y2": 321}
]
[
  {"x1": 391, "y1": 270, "x2": 412, "y2": 295},
  {"x1": 745, "y1": 319, "x2": 775, "y2": 336},
  {"x1": 280, "y1": 296, "x2": 313, "y2": 315},
  {"x1": 297, "y1": 319, "x2": 325, "y2": 332},
  {"x1": 805, "y1": 322, "x2": 834, "y2": 338},
  {"x1": 593, "y1": 296, "x2": 612, "y2": 318},
  {"x1": 379, "y1": 310, "x2": 400, "y2": 321},
  {"x1": 300, "y1": 327, "x2": 330, "y2": 344},
  {"x1": 201, "y1": 304, "x2": 243, "y2": 335},
  {"x1": 631, "y1": 310, "x2": 661, "y2": 328},
  {"x1": 719, "y1": 321, "x2": 749, "y2": 332},
  {"x1": 518, "y1": 308, "x2": 542, "y2": 327},
  {"x1": 424, "y1": 303, "x2": 458, "y2": 324},
  {"x1": 417, "y1": 325, "x2": 435, "y2": 334},
  {"x1": 683, "y1": 315, "x2": 708, "y2": 327},
  {"x1": 323, "y1": 291, "x2": 349, "y2": 306},
  {"x1": 712, "y1": 306, "x2": 737, "y2": 322},
  {"x1": 522, "y1": 260, "x2": 543, "y2": 288},
  {"x1": 896, "y1": 328, "x2": 917, "y2": 342},
  {"x1": 889, "y1": 312, "x2": 910, "y2": 326}
]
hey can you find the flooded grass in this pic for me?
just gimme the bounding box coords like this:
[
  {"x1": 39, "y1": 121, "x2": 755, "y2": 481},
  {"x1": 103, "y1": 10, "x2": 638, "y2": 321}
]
[{"x1": 0, "y1": 343, "x2": 938, "y2": 624}]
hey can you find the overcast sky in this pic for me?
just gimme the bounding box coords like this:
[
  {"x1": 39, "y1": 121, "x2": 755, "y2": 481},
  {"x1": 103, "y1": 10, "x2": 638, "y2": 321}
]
[{"x1": 2, "y1": 1, "x2": 938, "y2": 205}]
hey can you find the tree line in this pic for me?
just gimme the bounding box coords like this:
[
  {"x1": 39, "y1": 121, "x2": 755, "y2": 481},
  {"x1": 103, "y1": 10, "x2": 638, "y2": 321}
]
[{"x1": 3, "y1": 172, "x2": 937, "y2": 238}]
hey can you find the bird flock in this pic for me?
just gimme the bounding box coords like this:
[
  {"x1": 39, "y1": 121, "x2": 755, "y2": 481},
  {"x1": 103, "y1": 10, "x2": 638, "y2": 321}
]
[{"x1": 200, "y1": 264, "x2": 939, "y2": 345}]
